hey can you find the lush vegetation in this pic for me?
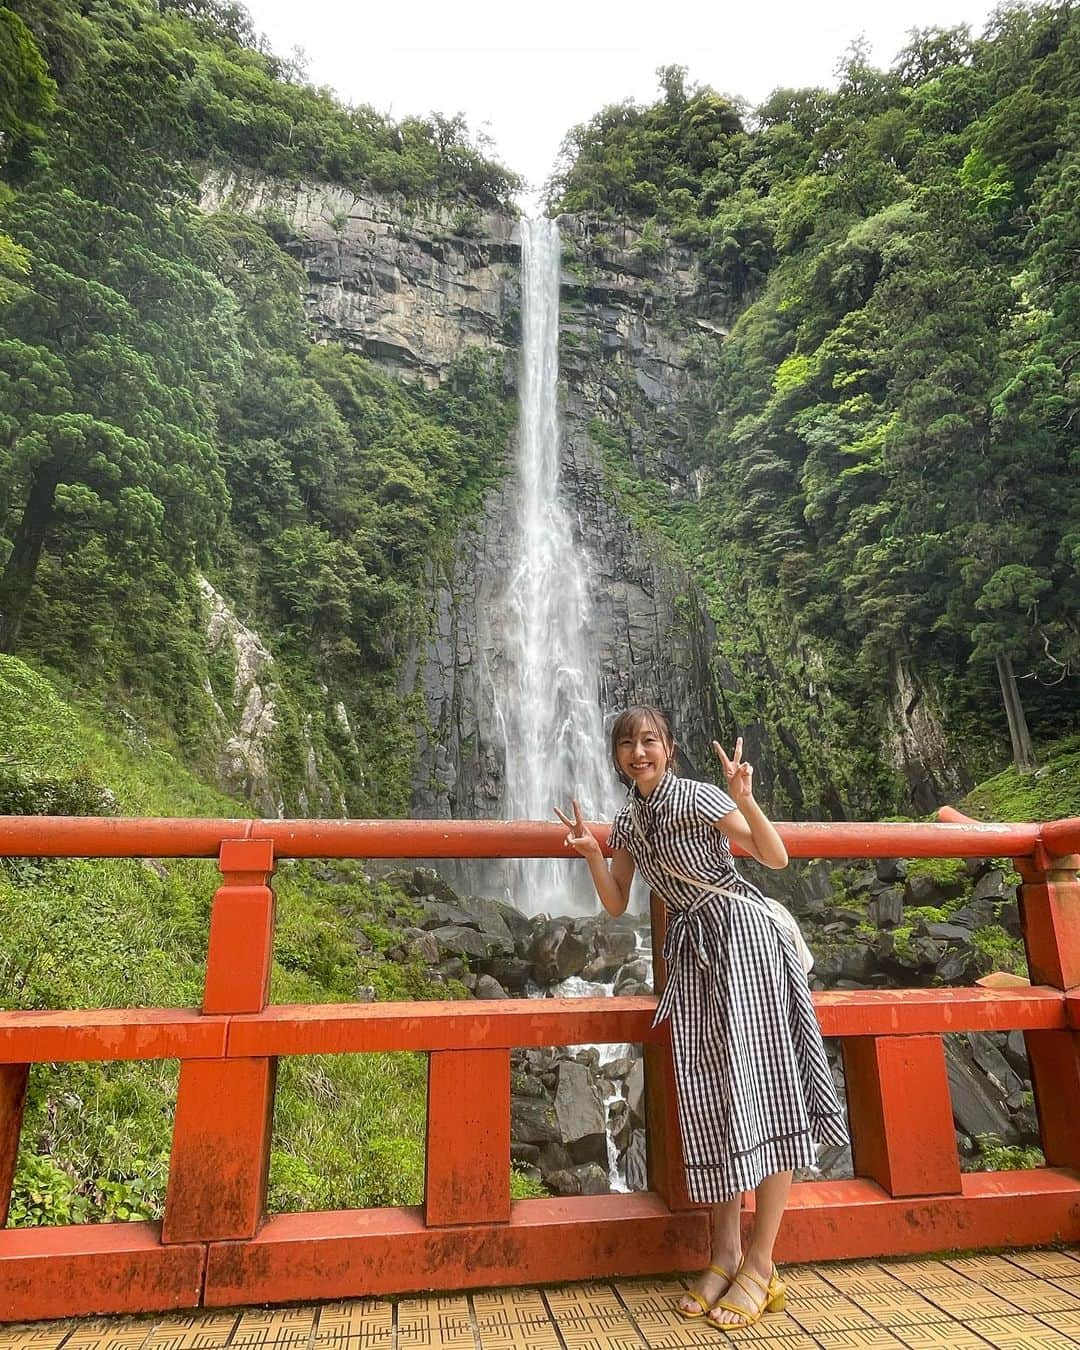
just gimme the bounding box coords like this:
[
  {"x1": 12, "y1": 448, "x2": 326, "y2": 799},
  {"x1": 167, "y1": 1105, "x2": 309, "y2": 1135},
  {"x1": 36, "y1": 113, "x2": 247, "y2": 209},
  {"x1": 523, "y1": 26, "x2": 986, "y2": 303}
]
[
  {"x1": 0, "y1": 654, "x2": 445, "y2": 1223},
  {"x1": 553, "y1": 9, "x2": 1079, "y2": 790},
  {"x1": 0, "y1": 0, "x2": 515, "y2": 813}
]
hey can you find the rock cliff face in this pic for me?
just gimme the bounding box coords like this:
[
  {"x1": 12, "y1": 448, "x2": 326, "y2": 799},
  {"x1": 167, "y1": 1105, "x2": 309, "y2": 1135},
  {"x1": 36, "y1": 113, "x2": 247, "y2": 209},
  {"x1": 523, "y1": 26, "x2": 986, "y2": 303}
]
[
  {"x1": 203, "y1": 171, "x2": 725, "y2": 818},
  {"x1": 199, "y1": 169, "x2": 956, "y2": 823}
]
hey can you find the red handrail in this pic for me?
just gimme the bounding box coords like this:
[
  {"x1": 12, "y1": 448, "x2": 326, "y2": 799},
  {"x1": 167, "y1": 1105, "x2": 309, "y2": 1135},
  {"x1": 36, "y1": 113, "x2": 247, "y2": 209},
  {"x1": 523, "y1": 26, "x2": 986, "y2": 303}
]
[
  {"x1": 0, "y1": 814, "x2": 1058, "y2": 858},
  {"x1": 0, "y1": 813, "x2": 1077, "y2": 1323}
]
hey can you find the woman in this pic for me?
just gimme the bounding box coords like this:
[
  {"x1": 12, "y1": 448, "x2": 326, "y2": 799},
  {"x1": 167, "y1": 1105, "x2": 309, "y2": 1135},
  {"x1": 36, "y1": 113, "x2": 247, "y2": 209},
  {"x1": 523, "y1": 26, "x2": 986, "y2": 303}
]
[{"x1": 555, "y1": 705, "x2": 847, "y2": 1331}]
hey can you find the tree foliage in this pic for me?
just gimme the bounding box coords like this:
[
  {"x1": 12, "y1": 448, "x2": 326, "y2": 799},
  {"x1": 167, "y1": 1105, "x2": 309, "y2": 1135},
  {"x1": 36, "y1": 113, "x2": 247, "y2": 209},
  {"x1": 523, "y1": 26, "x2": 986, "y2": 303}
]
[{"x1": 553, "y1": 8, "x2": 1079, "y2": 769}]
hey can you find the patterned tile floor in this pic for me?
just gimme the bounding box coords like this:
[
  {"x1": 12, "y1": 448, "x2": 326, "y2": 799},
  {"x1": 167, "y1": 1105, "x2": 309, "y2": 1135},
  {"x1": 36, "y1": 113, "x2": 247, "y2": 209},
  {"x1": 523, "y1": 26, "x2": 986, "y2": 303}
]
[{"x1": 4, "y1": 1249, "x2": 1080, "y2": 1350}]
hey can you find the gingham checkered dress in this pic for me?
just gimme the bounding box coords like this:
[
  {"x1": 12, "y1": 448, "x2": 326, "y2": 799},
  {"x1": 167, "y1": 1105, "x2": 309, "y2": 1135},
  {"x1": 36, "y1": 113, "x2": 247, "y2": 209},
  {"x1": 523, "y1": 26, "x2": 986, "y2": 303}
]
[{"x1": 609, "y1": 771, "x2": 848, "y2": 1202}]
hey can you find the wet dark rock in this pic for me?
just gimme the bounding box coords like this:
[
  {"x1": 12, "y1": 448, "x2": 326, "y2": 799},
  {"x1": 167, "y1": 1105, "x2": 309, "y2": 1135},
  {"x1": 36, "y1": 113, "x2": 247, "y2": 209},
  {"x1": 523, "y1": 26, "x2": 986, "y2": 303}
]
[
  {"x1": 602, "y1": 1056, "x2": 634, "y2": 1082},
  {"x1": 510, "y1": 1097, "x2": 561, "y2": 1144},
  {"x1": 404, "y1": 928, "x2": 441, "y2": 963},
  {"x1": 581, "y1": 952, "x2": 625, "y2": 982},
  {"x1": 868, "y1": 889, "x2": 904, "y2": 928},
  {"x1": 616, "y1": 958, "x2": 650, "y2": 984},
  {"x1": 545, "y1": 1163, "x2": 610, "y2": 1196},
  {"x1": 430, "y1": 924, "x2": 493, "y2": 961},
  {"x1": 1005, "y1": 1029, "x2": 1031, "y2": 1077},
  {"x1": 474, "y1": 974, "x2": 510, "y2": 999},
  {"x1": 945, "y1": 1038, "x2": 1016, "y2": 1143},
  {"x1": 971, "y1": 870, "x2": 1008, "y2": 904},
  {"x1": 999, "y1": 900, "x2": 1022, "y2": 936},
  {"x1": 554, "y1": 1060, "x2": 606, "y2": 1157},
  {"x1": 936, "y1": 949, "x2": 974, "y2": 983},
  {"x1": 875, "y1": 859, "x2": 907, "y2": 883},
  {"x1": 626, "y1": 1059, "x2": 646, "y2": 1126},
  {"x1": 625, "y1": 1130, "x2": 648, "y2": 1191},
  {"x1": 926, "y1": 922, "x2": 977, "y2": 944},
  {"x1": 530, "y1": 923, "x2": 590, "y2": 982},
  {"x1": 537, "y1": 1142, "x2": 573, "y2": 1173},
  {"x1": 608, "y1": 1099, "x2": 631, "y2": 1155}
]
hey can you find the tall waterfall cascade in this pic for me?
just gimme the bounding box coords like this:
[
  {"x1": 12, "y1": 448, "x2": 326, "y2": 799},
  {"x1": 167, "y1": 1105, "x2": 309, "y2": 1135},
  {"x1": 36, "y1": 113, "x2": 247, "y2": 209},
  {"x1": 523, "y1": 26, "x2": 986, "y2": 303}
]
[{"x1": 494, "y1": 218, "x2": 618, "y2": 914}]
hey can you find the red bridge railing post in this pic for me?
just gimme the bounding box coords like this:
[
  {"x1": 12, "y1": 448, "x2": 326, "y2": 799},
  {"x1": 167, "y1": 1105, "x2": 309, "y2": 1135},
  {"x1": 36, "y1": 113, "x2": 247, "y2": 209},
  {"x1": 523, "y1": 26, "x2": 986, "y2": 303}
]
[
  {"x1": 425, "y1": 1050, "x2": 511, "y2": 1226},
  {"x1": 0, "y1": 1064, "x2": 28, "y2": 1228},
  {"x1": 162, "y1": 838, "x2": 277, "y2": 1244},
  {"x1": 1017, "y1": 841, "x2": 1080, "y2": 1170},
  {"x1": 643, "y1": 893, "x2": 697, "y2": 1212},
  {"x1": 842, "y1": 1035, "x2": 961, "y2": 1196}
]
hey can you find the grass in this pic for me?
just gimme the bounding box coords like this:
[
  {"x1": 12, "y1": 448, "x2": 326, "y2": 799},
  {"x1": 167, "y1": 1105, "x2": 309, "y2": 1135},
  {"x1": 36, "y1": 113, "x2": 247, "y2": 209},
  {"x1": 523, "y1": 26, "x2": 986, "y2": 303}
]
[
  {"x1": 0, "y1": 655, "x2": 453, "y2": 1224},
  {"x1": 959, "y1": 735, "x2": 1080, "y2": 824}
]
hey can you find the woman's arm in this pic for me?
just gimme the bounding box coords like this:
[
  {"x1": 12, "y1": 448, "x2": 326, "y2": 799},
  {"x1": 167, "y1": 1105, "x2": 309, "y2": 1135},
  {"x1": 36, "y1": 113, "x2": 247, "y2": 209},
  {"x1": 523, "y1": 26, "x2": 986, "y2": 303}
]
[
  {"x1": 711, "y1": 739, "x2": 789, "y2": 869},
  {"x1": 555, "y1": 801, "x2": 636, "y2": 915}
]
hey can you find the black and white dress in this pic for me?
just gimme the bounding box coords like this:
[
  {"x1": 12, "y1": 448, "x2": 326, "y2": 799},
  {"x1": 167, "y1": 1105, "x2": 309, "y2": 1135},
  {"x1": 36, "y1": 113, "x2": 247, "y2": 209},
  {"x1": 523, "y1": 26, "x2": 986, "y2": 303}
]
[{"x1": 608, "y1": 770, "x2": 848, "y2": 1203}]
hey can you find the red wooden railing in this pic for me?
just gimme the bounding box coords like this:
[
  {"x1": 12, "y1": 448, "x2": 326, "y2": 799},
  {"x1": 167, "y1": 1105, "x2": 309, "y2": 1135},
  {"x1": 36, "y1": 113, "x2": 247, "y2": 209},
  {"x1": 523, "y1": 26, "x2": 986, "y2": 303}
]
[{"x1": 1, "y1": 813, "x2": 1079, "y2": 1321}]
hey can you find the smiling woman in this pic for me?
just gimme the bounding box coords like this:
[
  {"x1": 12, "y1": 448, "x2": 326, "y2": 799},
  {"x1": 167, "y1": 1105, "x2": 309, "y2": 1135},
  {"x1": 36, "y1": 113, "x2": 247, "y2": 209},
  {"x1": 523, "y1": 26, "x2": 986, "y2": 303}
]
[{"x1": 556, "y1": 703, "x2": 846, "y2": 1332}]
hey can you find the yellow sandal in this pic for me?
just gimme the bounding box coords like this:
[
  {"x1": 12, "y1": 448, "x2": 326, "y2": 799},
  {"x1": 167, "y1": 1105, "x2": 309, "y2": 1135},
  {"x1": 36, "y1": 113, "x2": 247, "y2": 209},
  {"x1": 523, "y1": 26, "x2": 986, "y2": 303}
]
[
  {"x1": 707, "y1": 1264, "x2": 786, "y2": 1331},
  {"x1": 677, "y1": 1264, "x2": 734, "y2": 1319}
]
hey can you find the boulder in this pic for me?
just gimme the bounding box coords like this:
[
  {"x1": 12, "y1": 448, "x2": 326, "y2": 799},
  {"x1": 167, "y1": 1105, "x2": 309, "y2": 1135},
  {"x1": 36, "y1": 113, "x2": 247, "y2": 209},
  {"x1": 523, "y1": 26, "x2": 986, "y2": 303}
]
[
  {"x1": 510, "y1": 1097, "x2": 561, "y2": 1144},
  {"x1": 967, "y1": 1032, "x2": 1023, "y2": 1097},
  {"x1": 971, "y1": 869, "x2": 1008, "y2": 904},
  {"x1": 936, "y1": 948, "x2": 974, "y2": 983},
  {"x1": 926, "y1": 922, "x2": 977, "y2": 944},
  {"x1": 537, "y1": 1142, "x2": 573, "y2": 1173},
  {"x1": 1004, "y1": 1029, "x2": 1030, "y2": 1077},
  {"x1": 626, "y1": 1059, "x2": 646, "y2": 1126},
  {"x1": 511, "y1": 1143, "x2": 540, "y2": 1166},
  {"x1": 608, "y1": 1098, "x2": 631, "y2": 1155},
  {"x1": 616, "y1": 958, "x2": 650, "y2": 984},
  {"x1": 906, "y1": 873, "x2": 965, "y2": 906},
  {"x1": 545, "y1": 1163, "x2": 610, "y2": 1196},
  {"x1": 404, "y1": 929, "x2": 441, "y2": 964},
  {"x1": 477, "y1": 955, "x2": 531, "y2": 992},
  {"x1": 474, "y1": 974, "x2": 509, "y2": 999},
  {"x1": 530, "y1": 924, "x2": 589, "y2": 982},
  {"x1": 875, "y1": 859, "x2": 907, "y2": 883},
  {"x1": 868, "y1": 889, "x2": 904, "y2": 928},
  {"x1": 602, "y1": 1056, "x2": 635, "y2": 1082},
  {"x1": 945, "y1": 1039, "x2": 1016, "y2": 1143},
  {"x1": 836, "y1": 943, "x2": 877, "y2": 982},
  {"x1": 614, "y1": 979, "x2": 649, "y2": 996},
  {"x1": 998, "y1": 900, "x2": 1022, "y2": 936},
  {"x1": 554, "y1": 1060, "x2": 606, "y2": 1156},
  {"x1": 625, "y1": 1130, "x2": 648, "y2": 1191},
  {"x1": 430, "y1": 924, "x2": 491, "y2": 961},
  {"x1": 581, "y1": 952, "x2": 624, "y2": 982}
]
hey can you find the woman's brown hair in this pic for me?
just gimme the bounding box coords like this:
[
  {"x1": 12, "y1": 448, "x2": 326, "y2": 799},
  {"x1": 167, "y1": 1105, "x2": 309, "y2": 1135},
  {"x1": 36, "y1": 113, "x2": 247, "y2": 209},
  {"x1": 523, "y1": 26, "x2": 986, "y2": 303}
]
[{"x1": 609, "y1": 705, "x2": 677, "y2": 787}]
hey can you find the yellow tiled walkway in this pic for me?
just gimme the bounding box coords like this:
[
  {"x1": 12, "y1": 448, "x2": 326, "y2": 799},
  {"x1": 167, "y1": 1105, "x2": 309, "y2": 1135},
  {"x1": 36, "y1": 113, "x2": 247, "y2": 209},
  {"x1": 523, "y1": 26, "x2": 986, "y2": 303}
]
[{"x1": 4, "y1": 1250, "x2": 1080, "y2": 1350}]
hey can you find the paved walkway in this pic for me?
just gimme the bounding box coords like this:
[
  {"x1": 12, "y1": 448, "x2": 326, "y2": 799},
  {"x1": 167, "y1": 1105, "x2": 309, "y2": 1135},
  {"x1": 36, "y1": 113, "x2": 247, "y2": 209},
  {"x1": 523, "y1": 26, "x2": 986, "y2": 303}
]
[{"x1": 4, "y1": 1249, "x2": 1080, "y2": 1349}]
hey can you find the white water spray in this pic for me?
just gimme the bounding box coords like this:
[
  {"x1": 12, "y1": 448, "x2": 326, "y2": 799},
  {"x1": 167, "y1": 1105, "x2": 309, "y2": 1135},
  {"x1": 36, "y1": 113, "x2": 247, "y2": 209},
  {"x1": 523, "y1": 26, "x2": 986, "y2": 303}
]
[{"x1": 495, "y1": 218, "x2": 615, "y2": 913}]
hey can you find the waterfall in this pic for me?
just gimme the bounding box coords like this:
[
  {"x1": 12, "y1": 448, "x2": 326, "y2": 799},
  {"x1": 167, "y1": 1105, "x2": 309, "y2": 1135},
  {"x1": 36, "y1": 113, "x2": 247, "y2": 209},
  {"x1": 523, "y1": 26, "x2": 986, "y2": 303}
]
[{"x1": 494, "y1": 218, "x2": 616, "y2": 915}]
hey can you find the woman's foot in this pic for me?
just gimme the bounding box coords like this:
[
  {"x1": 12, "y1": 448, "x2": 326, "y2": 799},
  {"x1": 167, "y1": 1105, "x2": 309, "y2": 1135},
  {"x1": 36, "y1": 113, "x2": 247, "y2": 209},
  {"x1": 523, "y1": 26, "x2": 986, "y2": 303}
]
[
  {"x1": 676, "y1": 1255, "x2": 740, "y2": 1318},
  {"x1": 707, "y1": 1255, "x2": 781, "y2": 1328}
]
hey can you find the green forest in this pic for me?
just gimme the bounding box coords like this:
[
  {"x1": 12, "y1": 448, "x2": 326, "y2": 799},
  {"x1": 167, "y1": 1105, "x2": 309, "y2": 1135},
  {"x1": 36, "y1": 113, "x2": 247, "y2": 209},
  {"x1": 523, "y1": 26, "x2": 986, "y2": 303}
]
[{"x1": 551, "y1": 12, "x2": 1078, "y2": 781}]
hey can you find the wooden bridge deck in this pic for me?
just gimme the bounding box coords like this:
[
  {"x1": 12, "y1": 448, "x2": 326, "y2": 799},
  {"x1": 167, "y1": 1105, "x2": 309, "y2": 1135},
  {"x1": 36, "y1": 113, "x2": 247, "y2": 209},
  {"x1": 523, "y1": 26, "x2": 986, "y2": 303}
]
[{"x1": 5, "y1": 1248, "x2": 1080, "y2": 1350}]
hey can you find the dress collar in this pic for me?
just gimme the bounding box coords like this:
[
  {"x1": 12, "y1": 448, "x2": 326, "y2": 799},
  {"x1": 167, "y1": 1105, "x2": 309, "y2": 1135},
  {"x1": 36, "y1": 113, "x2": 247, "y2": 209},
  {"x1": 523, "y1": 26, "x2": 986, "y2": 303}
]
[{"x1": 631, "y1": 768, "x2": 676, "y2": 810}]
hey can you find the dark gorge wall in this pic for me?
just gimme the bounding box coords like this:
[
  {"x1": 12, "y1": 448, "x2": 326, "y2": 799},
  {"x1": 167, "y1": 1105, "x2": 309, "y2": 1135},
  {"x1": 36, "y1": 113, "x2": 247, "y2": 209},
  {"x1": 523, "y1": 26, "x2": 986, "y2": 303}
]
[{"x1": 202, "y1": 170, "x2": 958, "y2": 821}]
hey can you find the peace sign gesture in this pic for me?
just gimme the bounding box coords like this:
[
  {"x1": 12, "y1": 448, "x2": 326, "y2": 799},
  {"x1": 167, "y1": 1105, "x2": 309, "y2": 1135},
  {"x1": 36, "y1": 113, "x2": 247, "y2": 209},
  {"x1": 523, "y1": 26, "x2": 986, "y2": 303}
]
[
  {"x1": 713, "y1": 736, "x2": 754, "y2": 804},
  {"x1": 554, "y1": 798, "x2": 602, "y2": 859}
]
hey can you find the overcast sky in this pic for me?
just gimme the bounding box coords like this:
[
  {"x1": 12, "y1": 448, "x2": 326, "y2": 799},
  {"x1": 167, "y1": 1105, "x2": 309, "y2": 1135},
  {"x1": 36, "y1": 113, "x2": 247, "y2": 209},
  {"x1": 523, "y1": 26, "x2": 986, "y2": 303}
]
[{"x1": 242, "y1": 0, "x2": 1004, "y2": 208}]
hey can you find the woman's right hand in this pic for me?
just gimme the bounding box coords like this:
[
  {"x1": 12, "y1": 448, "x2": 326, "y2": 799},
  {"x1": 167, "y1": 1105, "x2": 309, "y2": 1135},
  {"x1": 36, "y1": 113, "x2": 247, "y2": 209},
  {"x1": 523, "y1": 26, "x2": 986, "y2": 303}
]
[{"x1": 554, "y1": 799, "x2": 602, "y2": 860}]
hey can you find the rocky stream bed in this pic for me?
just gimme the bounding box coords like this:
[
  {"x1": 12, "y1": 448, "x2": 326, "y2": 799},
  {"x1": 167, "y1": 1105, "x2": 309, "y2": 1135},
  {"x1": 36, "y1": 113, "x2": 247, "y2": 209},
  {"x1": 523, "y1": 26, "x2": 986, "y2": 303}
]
[{"x1": 372, "y1": 858, "x2": 1036, "y2": 1197}]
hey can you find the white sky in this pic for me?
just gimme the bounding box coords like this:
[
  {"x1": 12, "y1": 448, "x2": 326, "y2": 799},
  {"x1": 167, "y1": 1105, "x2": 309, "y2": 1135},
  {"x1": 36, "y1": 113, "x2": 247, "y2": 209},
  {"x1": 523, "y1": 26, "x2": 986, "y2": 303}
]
[{"x1": 242, "y1": 0, "x2": 1004, "y2": 207}]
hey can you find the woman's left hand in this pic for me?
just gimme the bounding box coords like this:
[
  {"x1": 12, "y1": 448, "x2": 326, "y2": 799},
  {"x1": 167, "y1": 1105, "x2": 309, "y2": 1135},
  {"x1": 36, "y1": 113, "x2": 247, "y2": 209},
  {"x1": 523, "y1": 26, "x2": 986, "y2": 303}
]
[{"x1": 713, "y1": 737, "x2": 754, "y2": 803}]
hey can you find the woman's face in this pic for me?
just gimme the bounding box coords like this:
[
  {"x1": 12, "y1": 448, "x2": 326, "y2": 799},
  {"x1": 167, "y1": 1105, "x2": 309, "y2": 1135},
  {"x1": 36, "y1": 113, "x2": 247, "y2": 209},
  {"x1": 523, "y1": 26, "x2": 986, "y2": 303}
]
[{"x1": 615, "y1": 720, "x2": 670, "y2": 796}]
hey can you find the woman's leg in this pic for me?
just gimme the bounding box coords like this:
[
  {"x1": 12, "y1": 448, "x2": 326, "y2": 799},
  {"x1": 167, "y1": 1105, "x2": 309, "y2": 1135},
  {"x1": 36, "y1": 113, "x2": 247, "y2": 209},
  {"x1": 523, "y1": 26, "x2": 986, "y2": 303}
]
[
  {"x1": 708, "y1": 1169, "x2": 792, "y2": 1326},
  {"x1": 676, "y1": 1193, "x2": 744, "y2": 1314}
]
